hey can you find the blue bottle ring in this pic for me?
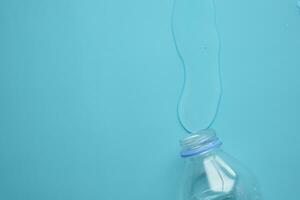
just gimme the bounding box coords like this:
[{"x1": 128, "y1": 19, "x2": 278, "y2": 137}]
[{"x1": 180, "y1": 138, "x2": 222, "y2": 158}]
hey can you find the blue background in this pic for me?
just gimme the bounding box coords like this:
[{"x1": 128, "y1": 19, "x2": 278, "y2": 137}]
[{"x1": 0, "y1": 0, "x2": 300, "y2": 199}]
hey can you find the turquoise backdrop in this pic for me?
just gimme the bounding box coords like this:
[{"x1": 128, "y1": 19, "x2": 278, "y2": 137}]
[{"x1": 0, "y1": 0, "x2": 300, "y2": 199}]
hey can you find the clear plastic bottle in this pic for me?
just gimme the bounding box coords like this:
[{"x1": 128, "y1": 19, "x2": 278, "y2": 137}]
[{"x1": 179, "y1": 129, "x2": 262, "y2": 200}]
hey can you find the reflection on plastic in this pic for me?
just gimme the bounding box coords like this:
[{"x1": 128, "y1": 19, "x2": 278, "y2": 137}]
[
  {"x1": 204, "y1": 156, "x2": 236, "y2": 193},
  {"x1": 179, "y1": 130, "x2": 262, "y2": 200}
]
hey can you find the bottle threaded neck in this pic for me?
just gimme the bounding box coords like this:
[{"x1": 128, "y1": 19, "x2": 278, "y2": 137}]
[{"x1": 180, "y1": 129, "x2": 222, "y2": 158}]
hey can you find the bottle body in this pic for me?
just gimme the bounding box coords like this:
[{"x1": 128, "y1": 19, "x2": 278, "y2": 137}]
[{"x1": 179, "y1": 130, "x2": 261, "y2": 200}]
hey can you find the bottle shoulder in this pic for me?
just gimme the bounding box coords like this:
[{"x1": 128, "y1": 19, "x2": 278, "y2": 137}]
[{"x1": 180, "y1": 150, "x2": 261, "y2": 200}]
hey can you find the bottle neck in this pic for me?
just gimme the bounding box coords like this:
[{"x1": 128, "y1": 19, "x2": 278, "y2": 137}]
[{"x1": 180, "y1": 129, "x2": 222, "y2": 158}]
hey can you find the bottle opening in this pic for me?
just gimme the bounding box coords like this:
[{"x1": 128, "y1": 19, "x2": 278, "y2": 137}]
[{"x1": 180, "y1": 129, "x2": 222, "y2": 158}]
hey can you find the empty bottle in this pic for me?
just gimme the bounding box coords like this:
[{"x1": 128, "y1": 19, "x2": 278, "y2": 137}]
[{"x1": 178, "y1": 129, "x2": 262, "y2": 200}]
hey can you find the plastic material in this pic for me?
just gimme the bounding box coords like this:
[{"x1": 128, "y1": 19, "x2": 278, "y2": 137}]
[
  {"x1": 172, "y1": 0, "x2": 222, "y2": 133},
  {"x1": 179, "y1": 129, "x2": 262, "y2": 200}
]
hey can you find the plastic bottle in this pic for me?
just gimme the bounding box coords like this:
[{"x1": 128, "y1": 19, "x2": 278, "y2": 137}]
[{"x1": 179, "y1": 129, "x2": 262, "y2": 200}]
